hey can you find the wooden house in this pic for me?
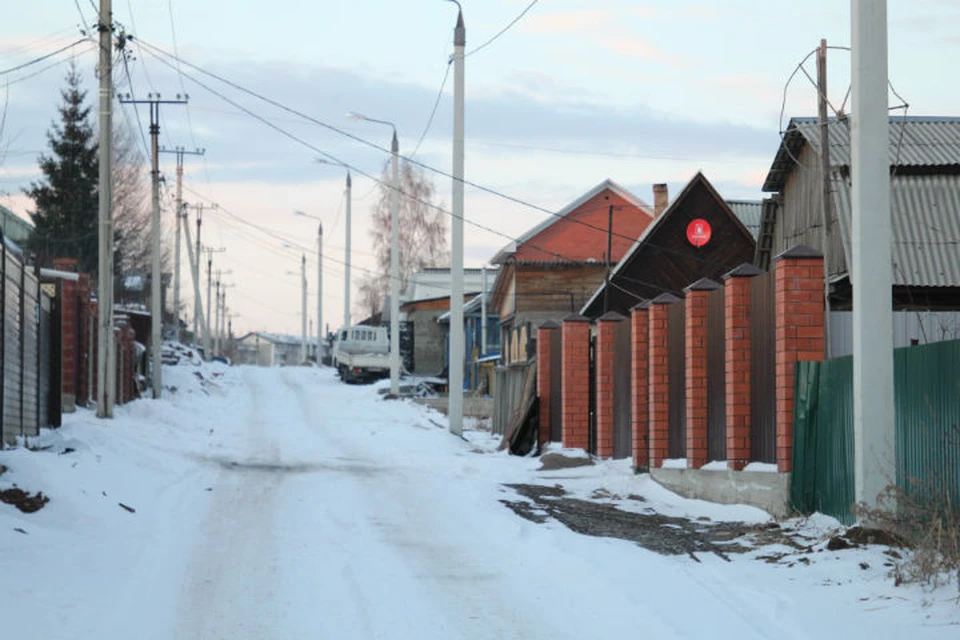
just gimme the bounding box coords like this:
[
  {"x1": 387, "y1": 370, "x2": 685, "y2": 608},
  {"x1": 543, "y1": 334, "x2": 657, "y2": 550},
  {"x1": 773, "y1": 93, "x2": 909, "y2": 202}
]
[
  {"x1": 489, "y1": 179, "x2": 657, "y2": 358},
  {"x1": 581, "y1": 172, "x2": 756, "y2": 317}
]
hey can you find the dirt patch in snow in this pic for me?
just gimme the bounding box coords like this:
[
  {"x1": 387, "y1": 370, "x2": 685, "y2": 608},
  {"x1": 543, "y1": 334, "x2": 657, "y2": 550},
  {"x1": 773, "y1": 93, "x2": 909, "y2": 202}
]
[
  {"x1": 501, "y1": 483, "x2": 801, "y2": 562},
  {"x1": 0, "y1": 487, "x2": 50, "y2": 513}
]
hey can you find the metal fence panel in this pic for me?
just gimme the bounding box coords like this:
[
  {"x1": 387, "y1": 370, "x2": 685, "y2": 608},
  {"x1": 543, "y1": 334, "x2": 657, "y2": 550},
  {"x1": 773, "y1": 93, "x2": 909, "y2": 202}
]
[
  {"x1": 750, "y1": 270, "x2": 776, "y2": 463},
  {"x1": 3, "y1": 252, "x2": 23, "y2": 442},
  {"x1": 707, "y1": 287, "x2": 726, "y2": 462},
  {"x1": 493, "y1": 362, "x2": 534, "y2": 437},
  {"x1": 21, "y1": 270, "x2": 40, "y2": 437},
  {"x1": 549, "y1": 332, "x2": 562, "y2": 443},
  {"x1": 613, "y1": 318, "x2": 632, "y2": 459},
  {"x1": 667, "y1": 300, "x2": 686, "y2": 459}
]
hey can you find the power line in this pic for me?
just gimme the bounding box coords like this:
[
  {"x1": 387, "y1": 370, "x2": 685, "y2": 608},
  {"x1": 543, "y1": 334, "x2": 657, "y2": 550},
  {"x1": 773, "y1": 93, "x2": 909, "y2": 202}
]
[
  {"x1": 0, "y1": 39, "x2": 91, "y2": 77},
  {"x1": 466, "y1": 0, "x2": 539, "y2": 58},
  {"x1": 410, "y1": 61, "x2": 451, "y2": 158}
]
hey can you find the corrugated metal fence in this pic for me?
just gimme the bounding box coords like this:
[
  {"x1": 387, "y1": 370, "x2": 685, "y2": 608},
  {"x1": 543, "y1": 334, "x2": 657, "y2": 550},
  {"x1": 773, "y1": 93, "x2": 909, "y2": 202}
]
[
  {"x1": 791, "y1": 339, "x2": 960, "y2": 524},
  {"x1": 2, "y1": 240, "x2": 57, "y2": 445}
]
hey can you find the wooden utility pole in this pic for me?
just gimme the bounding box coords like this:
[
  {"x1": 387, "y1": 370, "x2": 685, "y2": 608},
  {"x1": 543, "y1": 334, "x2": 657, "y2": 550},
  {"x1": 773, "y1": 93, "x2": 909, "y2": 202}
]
[{"x1": 817, "y1": 39, "x2": 833, "y2": 358}]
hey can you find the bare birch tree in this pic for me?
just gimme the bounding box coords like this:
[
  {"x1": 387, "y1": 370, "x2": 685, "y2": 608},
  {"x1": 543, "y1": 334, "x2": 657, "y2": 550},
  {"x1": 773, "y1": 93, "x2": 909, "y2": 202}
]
[{"x1": 355, "y1": 159, "x2": 448, "y2": 318}]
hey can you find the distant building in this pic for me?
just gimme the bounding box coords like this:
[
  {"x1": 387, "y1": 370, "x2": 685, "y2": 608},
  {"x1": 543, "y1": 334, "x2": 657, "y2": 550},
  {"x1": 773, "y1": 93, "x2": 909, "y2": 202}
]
[
  {"x1": 0, "y1": 204, "x2": 33, "y2": 249},
  {"x1": 233, "y1": 332, "x2": 303, "y2": 366}
]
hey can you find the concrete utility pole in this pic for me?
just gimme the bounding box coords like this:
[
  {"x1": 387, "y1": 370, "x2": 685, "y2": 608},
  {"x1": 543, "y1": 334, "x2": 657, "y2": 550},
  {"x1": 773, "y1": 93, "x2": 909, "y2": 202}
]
[
  {"x1": 317, "y1": 221, "x2": 323, "y2": 361},
  {"x1": 96, "y1": 0, "x2": 114, "y2": 418},
  {"x1": 300, "y1": 253, "x2": 308, "y2": 363},
  {"x1": 181, "y1": 214, "x2": 211, "y2": 356},
  {"x1": 160, "y1": 146, "x2": 204, "y2": 343},
  {"x1": 851, "y1": 0, "x2": 895, "y2": 515},
  {"x1": 119, "y1": 94, "x2": 187, "y2": 398},
  {"x1": 344, "y1": 172, "x2": 352, "y2": 330},
  {"x1": 449, "y1": 4, "x2": 466, "y2": 436},
  {"x1": 817, "y1": 39, "x2": 833, "y2": 359},
  {"x1": 214, "y1": 276, "x2": 221, "y2": 356},
  {"x1": 204, "y1": 246, "x2": 224, "y2": 359},
  {"x1": 481, "y1": 265, "x2": 488, "y2": 354}
]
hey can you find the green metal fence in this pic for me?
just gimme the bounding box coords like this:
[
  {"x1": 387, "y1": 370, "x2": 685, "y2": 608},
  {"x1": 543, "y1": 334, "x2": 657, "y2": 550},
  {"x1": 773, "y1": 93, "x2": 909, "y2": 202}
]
[{"x1": 791, "y1": 339, "x2": 960, "y2": 524}]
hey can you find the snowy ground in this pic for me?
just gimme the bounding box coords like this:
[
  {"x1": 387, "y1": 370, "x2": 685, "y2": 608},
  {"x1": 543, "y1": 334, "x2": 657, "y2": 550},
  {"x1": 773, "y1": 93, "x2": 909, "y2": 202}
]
[{"x1": 0, "y1": 357, "x2": 957, "y2": 639}]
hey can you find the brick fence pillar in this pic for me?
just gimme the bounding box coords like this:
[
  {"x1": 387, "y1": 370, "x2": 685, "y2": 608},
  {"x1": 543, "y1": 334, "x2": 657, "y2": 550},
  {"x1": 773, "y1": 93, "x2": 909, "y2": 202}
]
[
  {"x1": 59, "y1": 277, "x2": 78, "y2": 413},
  {"x1": 630, "y1": 302, "x2": 650, "y2": 471},
  {"x1": 595, "y1": 312, "x2": 625, "y2": 459},
  {"x1": 89, "y1": 300, "x2": 99, "y2": 402},
  {"x1": 561, "y1": 314, "x2": 591, "y2": 451},
  {"x1": 536, "y1": 321, "x2": 560, "y2": 446},
  {"x1": 684, "y1": 278, "x2": 719, "y2": 469},
  {"x1": 723, "y1": 264, "x2": 763, "y2": 470},
  {"x1": 774, "y1": 245, "x2": 825, "y2": 473},
  {"x1": 648, "y1": 293, "x2": 681, "y2": 468}
]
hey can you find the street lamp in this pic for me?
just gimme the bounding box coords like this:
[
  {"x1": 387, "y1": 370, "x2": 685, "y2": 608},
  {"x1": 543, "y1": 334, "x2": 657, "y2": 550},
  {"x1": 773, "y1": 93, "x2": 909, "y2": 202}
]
[
  {"x1": 294, "y1": 210, "x2": 323, "y2": 362},
  {"x1": 349, "y1": 111, "x2": 400, "y2": 397},
  {"x1": 315, "y1": 158, "x2": 352, "y2": 332}
]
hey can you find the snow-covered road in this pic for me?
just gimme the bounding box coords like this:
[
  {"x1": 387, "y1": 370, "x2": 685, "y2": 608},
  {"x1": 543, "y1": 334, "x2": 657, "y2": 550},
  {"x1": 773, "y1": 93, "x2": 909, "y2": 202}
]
[{"x1": 0, "y1": 362, "x2": 957, "y2": 639}]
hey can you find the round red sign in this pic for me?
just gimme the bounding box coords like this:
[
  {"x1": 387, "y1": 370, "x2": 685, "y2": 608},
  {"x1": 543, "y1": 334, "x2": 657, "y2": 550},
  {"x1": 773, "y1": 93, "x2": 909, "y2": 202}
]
[{"x1": 686, "y1": 218, "x2": 712, "y2": 247}]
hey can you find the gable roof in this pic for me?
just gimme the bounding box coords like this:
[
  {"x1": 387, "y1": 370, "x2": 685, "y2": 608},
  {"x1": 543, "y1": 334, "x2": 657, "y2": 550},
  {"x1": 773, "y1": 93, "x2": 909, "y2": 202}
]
[
  {"x1": 580, "y1": 172, "x2": 755, "y2": 315},
  {"x1": 725, "y1": 200, "x2": 762, "y2": 239},
  {"x1": 490, "y1": 179, "x2": 654, "y2": 264},
  {"x1": 763, "y1": 116, "x2": 960, "y2": 192}
]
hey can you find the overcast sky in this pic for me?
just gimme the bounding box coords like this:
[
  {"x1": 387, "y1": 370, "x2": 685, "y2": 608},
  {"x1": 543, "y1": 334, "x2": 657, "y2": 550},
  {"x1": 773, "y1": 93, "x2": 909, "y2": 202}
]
[{"x1": 1, "y1": 1, "x2": 958, "y2": 337}]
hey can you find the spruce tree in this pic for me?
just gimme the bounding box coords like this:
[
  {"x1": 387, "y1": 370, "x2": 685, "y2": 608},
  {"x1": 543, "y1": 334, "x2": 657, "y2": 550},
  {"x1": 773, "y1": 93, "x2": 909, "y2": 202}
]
[{"x1": 26, "y1": 63, "x2": 99, "y2": 275}]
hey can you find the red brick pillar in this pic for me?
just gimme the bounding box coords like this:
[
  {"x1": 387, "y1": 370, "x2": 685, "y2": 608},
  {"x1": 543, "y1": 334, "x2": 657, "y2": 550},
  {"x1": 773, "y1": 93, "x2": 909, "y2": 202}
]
[
  {"x1": 648, "y1": 293, "x2": 680, "y2": 468},
  {"x1": 723, "y1": 264, "x2": 763, "y2": 470},
  {"x1": 684, "y1": 278, "x2": 719, "y2": 469},
  {"x1": 630, "y1": 302, "x2": 650, "y2": 471},
  {"x1": 774, "y1": 245, "x2": 825, "y2": 472},
  {"x1": 536, "y1": 321, "x2": 560, "y2": 446},
  {"x1": 561, "y1": 314, "x2": 590, "y2": 451},
  {"x1": 89, "y1": 300, "x2": 99, "y2": 402},
  {"x1": 595, "y1": 312, "x2": 625, "y2": 459},
  {"x1": 59, "y1": 278, "x2": 78, "y2": 412},
  {"x1": 76, "y1": 273, "x2": 92, "y2": 407}
]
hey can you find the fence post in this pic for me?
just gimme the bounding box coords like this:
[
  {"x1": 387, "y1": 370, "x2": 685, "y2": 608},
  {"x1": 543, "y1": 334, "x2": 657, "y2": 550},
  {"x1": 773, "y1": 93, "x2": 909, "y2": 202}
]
[
  {"x1": 648, "y1": 293, "x2": 681, "y2": 469},
  {"x1": 774, "y1": 245, "x2": 825, "y2": 473},
  {"x1": 630, "y1": 302, "x2": 650, "y2": 471},
  {"x1": 561, "y1": 314, "x2": 590, "y2": 451},
  {"x1": 684, "y1": 279, "x2": 719, "y2": 469},
  {"x1": 723, "y1": 263, "x2": 763, "y2": 470},
  {"x1": 536, "y1": 321, "x2": 560, "y2": 447},
  {"x1": 595, "y1": 312, "x2": 625, "y2": 459}
]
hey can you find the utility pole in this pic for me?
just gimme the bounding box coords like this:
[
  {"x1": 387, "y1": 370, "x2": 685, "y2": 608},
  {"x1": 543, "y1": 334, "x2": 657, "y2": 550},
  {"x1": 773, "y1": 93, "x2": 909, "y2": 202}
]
[
  {"x1": 188, "y1": 202, "x2": 216, "y2": 346},
  {"x1": 851, "y1": 0, "x2": 895, "y2": 516},
  {"x1": 96, "y1": 0, "x2": 114, "y2": 418},
  {"x1": 344, "y1": 172, "x2": 352, "y2": 330},
  {"x1": 181, "y1": 213, "x2": 211, "y2": 357},
  {"x1": 449, "y1": 4, "x2": 466, "y2": 436},
  {"x1": 214, "y1": 276, "x2": 221, "y2": 356},
  {"x1": 317, "y1": 221, "x2": 323, "y2": 362},
  {"x1": 160, "y1": 146, "x2": 204, "y2": 343},
  {"x1": 301, "y1": 253, "x2": 308, "y2": 363},
  {"x1": 119, "y1": 93, "x2": 187, "y2": 399},
  {"x1": 481, "y1": 265, "x2": 488, "y2": 354},
  {"x1": 389, "y1": 132, "x2": 400, "y2": 396},
  {"x1": 817, "y1": 39, "x2": 833, "y2": 359},
  {"x1": 204, "y1": 246, "x2": 225, "y2": 359}
]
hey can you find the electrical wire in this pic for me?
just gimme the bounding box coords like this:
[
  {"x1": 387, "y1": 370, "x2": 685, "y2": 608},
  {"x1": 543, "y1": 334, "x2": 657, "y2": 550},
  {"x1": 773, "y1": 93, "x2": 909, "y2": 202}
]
[
  {"x1": 466, "y1": 0, "x2": 539, "y2": 58},
  {"x1": 410, "y1": 60, "x2": 451, "y2": 158},
  {"x1": 0, "y1": 39, "x2": 91, "y2": 77}
]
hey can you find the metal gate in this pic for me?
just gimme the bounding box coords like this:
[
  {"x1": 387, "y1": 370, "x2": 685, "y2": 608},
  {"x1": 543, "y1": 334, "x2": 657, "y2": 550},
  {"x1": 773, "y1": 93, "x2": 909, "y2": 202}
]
[
  {"x1": 667, "y1": 299, "x2": 686, "y2": 459},
  {"x1": 587, "y1": 333, "x2": 596, "y2": 455},
  {"x1": 706, "y1": 286, "x2": 726, "y2": 461},
  {"x1": 612, "y1": 317, "x2": 632, "y2": 458},
  {"x1": 549, "y1": 330, "x2": 562, "y2": 442},
  {"x1": 750, "y1": 270, "x2": 776, "y2": 463}
]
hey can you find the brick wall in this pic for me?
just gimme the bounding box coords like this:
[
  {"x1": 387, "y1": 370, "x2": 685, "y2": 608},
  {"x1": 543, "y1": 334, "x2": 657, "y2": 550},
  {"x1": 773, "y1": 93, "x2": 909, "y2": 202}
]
[
  {"x1": 648, "y1": 294, "x2": 680, "y2": 469},
  {"x1": 723, "y1": 264, "x2": 762, "y2": 470},
  {"x1": 630, "y1": 303, "x2": 650, "y2": 470},
  {"x1": 594, "y1": 312, "x2": 625, "y2": 458},
  {"x1": 561, "y1": 315, "x2": 590, "y2": 450},
  {"x1": 684, "y1": 279, "x2": 719, "y2": 469},
  {"x1": 774, "y1": 246, "x2": 825, "y2": 472}
]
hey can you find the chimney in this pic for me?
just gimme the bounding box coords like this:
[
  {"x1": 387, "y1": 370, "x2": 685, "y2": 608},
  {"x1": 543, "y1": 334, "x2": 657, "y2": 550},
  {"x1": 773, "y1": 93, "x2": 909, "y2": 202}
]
[{"x1": 653, "y1": 183, "x2": 668, "y2": 217}]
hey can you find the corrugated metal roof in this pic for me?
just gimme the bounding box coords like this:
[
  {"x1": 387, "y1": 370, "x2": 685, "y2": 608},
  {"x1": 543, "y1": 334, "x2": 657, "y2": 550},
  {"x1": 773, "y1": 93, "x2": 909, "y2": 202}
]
[
  {"x1": 832, "y1": 173, "x2": 960, "y2": 287},
  {"x1": 726, "y1": 200, "x2": 762, "y2": 239},
  {"x1": 763, "y1": 116, "x2": 960, "y2": 192}
]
